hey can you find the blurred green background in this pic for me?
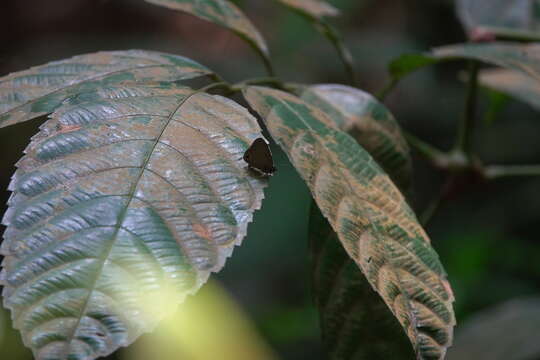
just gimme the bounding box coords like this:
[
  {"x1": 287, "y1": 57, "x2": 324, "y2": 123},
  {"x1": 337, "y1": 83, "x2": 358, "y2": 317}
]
[{"x1": 1, "y1": 0, "x2": 540, "y2": 359}]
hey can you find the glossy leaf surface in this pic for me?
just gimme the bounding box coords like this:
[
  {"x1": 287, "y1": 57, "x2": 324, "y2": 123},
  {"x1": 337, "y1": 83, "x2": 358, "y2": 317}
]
[
  {"x1": 1, "y1": 84, "x2": 267, "y2": 360},
  {"x1": 299, "y1": 84, "x2": 412, "y2": 192},
  {"x1": 244, "y1": 86, "x2": 455, "y2": 360},
  {"x1": 0, "y1": 50, "x2": 211, "y2": 129},
  {"x1": 144, "y1": 0, "x2": 268, "y2": 61}
]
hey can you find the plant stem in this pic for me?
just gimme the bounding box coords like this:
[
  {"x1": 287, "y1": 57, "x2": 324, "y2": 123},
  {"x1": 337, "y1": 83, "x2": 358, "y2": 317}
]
[
  {"x1": 484, "y1": 165, "x2": 540, "y2": 179},
  {"x1": 228, "y1": 77, "x2": 294, "y2": 95},
  {"x1": 404, "y1": 131, "x2": 447, "y2": 166},
  {"x1": 233, "y1": 77, "x2": 285, "y2": 89},
  {"x1": 318, "y1": 22, "x2": 358, "y2": 86},
  {"x1": 420, "y1": 176, "x2": 455, "y2": 225},
  {"x1": 376, "y1": 77, "x2": 399, "y2": 101},
  {"x1": 259, "y1": 50, "x2": 276, "y2": 78},
  {"x1": 199, "y1": 81, "x2": 234, "y2": 94},
  {"x1": 247, "y1": 42, "x2": 275, "y2": 77},
  {"x1": 455, "y1": 60, "x2": 480, "y2": 156}
]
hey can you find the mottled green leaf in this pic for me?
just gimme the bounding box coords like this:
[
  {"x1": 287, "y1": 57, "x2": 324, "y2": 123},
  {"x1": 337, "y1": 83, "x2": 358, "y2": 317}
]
[
  {"x1": 276, "y1": 0, "x2": 339, "y2": 20},
  {"x1": 144, "y1": 0, "x2": 269, "y2": 64},
  {"x1": 448, "y1": 297, "x2": 540, "y2": 360},
  {"x1": 299, "y1": 84, "x2": 412, "y2": 192},
  {"x1": 0, "y1": 50, "x2": 212, "y2": 129},
  {"x1": 310, "y1": 204, "x2": 414, "y2": 360},
  {"x1": 1, "y1": 83, "x2": 267, "y2": 360},
  {"x1": 304, "y1": 85, "x2": 414, "y2": 358},
  {"x1": 244, "y1": 86, "x2": 455, "y2": 360},
  {"x1": 480, "y1": 68, "x2": 540, "y2": 111}
]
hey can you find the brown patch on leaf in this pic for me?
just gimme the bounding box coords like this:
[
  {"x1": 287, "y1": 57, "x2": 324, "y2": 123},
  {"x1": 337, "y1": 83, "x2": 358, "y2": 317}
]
[
  {"x1": 56, "y1": 124, "x2": 81, "y2": 134},
  {"x1": 470, "y1": 27, "x2": 496, "y2": 42},
  {"x1": 193, "y1": 223, "x2": 213, "y2": 240}
]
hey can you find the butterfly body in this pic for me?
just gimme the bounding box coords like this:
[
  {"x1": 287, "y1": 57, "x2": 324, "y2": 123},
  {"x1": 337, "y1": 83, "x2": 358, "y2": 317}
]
[{"x1": 243, "y1": 138, "x2": 276, "y2": 177}]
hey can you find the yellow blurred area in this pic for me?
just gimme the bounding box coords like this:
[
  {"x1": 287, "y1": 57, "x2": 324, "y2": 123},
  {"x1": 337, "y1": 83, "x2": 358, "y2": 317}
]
[
  {"x1": 0, "y1": 304, "x2": 4, "y2": 350},
  {"x1": 0, "y1": 279, "x2": 277, "y2": 360},
  {"x1": 0, "y1": 302, "x2": 32, "y2": 360},
  {"x1": 123, "y1": 280, "x2": 278, "y2": 360}
]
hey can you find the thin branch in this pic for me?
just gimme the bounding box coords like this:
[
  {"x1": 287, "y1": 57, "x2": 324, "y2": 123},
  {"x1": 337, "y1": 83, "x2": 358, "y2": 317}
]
[
  {"x1": 233, "y1": 77, "x2": 285, "y2": 89},
  {"x1": 376, "y1": 77, "x2": 399, "y2": 101},
  {"x1": 484, "y1": 165, "x2": 540, "y2": 179},
  {"x1": 404, "y1": 131, "x2": 448, "y2": 166},
  {"x1": 420, "y1": 176, "x2": 455, "y2": 226},
  {"x1": 258, "y1": 50, "x2": 276, "y2": 78},
  {"x1": 455, "y1": 60, "x2": 480, "y2": 156},
  {"x1": 317, "y1": 22, "x2": 358, "y2": 86},
  {"x1": 247, "y1": 43, "x2": 275, "y2": 78},
  {"x1": 229, "y1": 77, "x2": 294, "y2": 96}
]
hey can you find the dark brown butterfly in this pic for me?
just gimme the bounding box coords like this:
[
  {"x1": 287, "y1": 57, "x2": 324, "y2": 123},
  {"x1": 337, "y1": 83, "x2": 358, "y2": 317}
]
[{"x1": 243, "y1": 138, "x2": 276, "y2": 177}]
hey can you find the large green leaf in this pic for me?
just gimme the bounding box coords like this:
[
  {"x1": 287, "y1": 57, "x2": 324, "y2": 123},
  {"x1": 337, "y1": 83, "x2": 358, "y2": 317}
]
[
  {"x1": 480, "y1": 68, "x2": 540, "y2": 111},
  {"x1": 0, "y1": 50, "x2": 211, "y2": 129},
  {"x1": 303, "y1": 85, "x2": 414, "y2": 358},
  {"x1": 298, "y1": 84, "x2": 412, "y2": 192},
  {"x1": 310, "y1": 205, "x2": 414, "y2": 360},
  {"x1": 244, "y1": 86, "x2": 455, "y2": 360},
  {"x1": 276, "y1": 0, "x2": 339, "y2": 20},
  {"x1": 0, "y1": 83, "x2": 268, "y2": 360},
  {"x1": 144, "y1": 0, "x2": 269, "y2": 66}
]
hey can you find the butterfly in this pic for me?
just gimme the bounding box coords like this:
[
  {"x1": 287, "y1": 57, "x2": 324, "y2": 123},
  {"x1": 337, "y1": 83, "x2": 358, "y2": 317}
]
[{"x1": 243, "y1": 138, "x2": 276, "y2": 177}]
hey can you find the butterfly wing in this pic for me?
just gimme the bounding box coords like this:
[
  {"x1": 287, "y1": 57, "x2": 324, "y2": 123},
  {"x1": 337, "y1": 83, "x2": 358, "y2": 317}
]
[{"x1": 244, "y1": 138, "x2": 276, "y2": 176}]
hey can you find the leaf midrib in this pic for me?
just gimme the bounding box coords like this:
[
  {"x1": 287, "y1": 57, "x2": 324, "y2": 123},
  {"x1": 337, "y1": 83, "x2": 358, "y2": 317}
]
[{"x1": 58, "y1": 86, "x2": 205, "y2": 359}]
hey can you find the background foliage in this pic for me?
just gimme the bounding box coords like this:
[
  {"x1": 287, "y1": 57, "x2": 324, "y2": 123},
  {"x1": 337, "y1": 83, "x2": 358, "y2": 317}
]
[{"x1": 1, "y1": 0, "x2": 540, "y2": 359}]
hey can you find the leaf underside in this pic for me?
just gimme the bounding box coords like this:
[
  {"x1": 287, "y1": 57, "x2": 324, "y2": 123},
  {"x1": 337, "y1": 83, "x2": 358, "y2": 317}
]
[
  {"x1": 1, "y1": 83, "x2": 267, "y2": 360},
  {"x1": 144, "y1": 0, "x2": 268, "y2": 57},
  {"x1": 304, "y1": 84, "x2": 414, "y2": 359},
  {"x1": 0, "y1": 50, "x2": 211, "y2": 129},
  {"x1": 433, "y1": 42, "x2": 540, "y2": 81},
  {"x1": 244, "y1": 86, "x2": 455, "y2": 360},
  {"x1": 310, "y1": 205, "x2": 415, "y2": 360},
  {"x1": 299, "y1": 84, "x2": 412, "y2": 193},
  {"x1": 390, "y1": 42, "x2": 540, "y2": 84}
]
